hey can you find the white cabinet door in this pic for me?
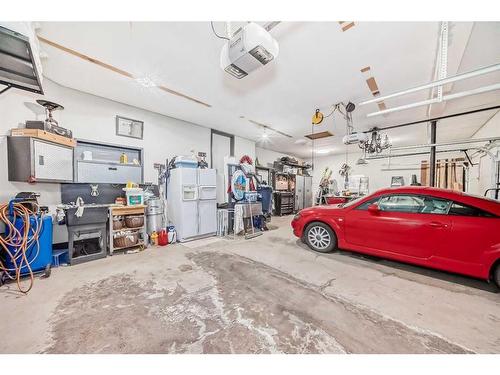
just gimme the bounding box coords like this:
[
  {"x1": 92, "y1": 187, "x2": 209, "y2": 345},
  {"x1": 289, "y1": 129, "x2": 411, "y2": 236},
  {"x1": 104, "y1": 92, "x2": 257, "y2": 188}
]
[
  {"x1": 33, "y1": 140, "x2": 73, "y2": 181},
  {"x1": 77, "y1": 161, "x2": 142, "y2": 183}
]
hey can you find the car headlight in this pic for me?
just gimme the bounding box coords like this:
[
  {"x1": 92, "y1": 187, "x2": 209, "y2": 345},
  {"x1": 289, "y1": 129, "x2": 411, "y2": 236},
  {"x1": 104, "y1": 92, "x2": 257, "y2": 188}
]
[{"x1": 293, "y1": 213, "x2": 301, "y2": 221}]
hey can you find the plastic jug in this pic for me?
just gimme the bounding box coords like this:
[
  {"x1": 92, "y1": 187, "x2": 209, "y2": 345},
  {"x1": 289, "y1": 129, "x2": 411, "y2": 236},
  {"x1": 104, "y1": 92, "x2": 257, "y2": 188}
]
[
  {"x1": 150, "y1": 231, "x2": 158, "y2": 246},
  {"x1": 167, "y1": 225, "x2": 177, "y2": 243},
  {"x1": 158, "y1": 229, "x2": 168, "y2": 246}
]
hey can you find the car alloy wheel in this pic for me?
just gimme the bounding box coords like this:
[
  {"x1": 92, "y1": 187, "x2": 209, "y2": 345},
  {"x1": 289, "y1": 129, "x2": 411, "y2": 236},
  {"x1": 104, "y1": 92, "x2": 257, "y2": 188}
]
[
  {"x1": 303, "y1": 222, "x2": 337, "y2": 253},
  {"x1": 307, "y1": 224, "x2": 335, "y2": 251},
  {"x1": 308, "y1": 226, "x2": 331, "y2": 250}
]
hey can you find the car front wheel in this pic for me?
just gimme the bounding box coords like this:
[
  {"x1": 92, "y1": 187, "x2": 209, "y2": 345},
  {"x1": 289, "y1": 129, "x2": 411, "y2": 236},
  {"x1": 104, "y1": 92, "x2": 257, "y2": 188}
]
[{"x1": 304, "y1": 222, "x2": 336, "y2": 253}]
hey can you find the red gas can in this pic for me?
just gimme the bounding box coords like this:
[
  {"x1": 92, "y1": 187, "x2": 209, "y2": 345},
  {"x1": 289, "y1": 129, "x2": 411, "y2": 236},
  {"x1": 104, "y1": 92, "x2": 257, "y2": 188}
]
[{"x1": 158, "y1": 229, "x2": 168, "y2": 246}]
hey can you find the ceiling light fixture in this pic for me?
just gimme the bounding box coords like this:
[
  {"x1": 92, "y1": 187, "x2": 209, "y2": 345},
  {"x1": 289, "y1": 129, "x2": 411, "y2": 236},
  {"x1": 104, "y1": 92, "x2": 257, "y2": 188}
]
[
  {"x1": 315, "y1": 149, "x2": 330, "y2": 154},
  {"x1": 135, "y1": 77, "x2": 156, "y2": 88},
  {"x1": 358, "y1": 128, "x2": 391, "y2": 154}
]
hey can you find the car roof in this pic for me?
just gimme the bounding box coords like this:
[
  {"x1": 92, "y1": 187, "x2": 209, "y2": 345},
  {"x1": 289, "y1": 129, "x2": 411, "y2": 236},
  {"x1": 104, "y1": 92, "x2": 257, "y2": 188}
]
[{"x1": 372, "y1": 186, "x2": 500, "y2": 216}]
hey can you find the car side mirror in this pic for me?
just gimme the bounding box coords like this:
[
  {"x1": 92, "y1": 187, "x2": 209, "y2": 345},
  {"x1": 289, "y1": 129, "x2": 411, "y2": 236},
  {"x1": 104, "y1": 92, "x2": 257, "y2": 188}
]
[{"x1": 368, "y1": 203, "x2": 380, "y2": 215}]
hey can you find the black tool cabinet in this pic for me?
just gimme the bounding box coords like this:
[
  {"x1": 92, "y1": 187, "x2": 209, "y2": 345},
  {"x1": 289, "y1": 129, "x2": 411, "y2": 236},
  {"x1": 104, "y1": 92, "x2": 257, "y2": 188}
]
[{"x1": 273, "y1": 191, "x2": 294, "y2": 216}]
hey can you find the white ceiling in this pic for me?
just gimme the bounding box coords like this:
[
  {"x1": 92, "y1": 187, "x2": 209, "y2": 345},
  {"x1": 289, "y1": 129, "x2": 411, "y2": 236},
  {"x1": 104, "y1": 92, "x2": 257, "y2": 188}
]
[{"x1": 36, "y1": 21, "x2": 500, "y2": 158}]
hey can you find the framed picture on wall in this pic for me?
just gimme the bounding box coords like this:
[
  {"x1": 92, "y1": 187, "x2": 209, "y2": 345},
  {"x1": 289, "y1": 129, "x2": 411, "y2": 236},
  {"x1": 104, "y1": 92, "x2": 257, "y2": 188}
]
[{"x1": 116, "y1": 116, "x2": 144, "y2": 139}]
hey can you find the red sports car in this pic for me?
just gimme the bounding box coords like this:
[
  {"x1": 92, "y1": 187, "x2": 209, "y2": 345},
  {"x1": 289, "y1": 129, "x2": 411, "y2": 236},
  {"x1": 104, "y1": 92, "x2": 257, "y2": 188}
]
[{"x1": 291, "y1": 186, "x2": 500, "y2": 287}]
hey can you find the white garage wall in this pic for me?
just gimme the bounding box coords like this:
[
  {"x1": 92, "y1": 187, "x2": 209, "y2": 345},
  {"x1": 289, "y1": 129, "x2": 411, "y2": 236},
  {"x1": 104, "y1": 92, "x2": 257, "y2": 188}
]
[
  {"x1": 469, "y1": 110, "x2": 500, "y2": 196},
  {"x1": 234, "y1": 136, "x2": 256, "y2": 163},
  {"x1": 0, "y1": 79, "x2": 214, "y2": 205},
  {"x1": 0, "y1": 79, "x2": 258, "y2": 240},
  {"x1": 309, "y1": 151, "x2": 429, "y2": 196}
]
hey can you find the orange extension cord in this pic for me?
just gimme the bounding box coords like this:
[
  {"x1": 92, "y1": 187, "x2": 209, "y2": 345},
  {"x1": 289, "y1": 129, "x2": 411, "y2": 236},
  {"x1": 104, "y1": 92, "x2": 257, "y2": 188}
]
[{"x1": 0, "y1": 201, "x2": 43, "y2": 294}]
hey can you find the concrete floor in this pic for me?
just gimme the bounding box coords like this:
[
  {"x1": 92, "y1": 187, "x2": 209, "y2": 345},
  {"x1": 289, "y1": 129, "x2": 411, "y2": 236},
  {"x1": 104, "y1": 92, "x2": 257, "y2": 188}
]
[{"x1": 1, "y1": 216, "x2": 499, "y2": 353}]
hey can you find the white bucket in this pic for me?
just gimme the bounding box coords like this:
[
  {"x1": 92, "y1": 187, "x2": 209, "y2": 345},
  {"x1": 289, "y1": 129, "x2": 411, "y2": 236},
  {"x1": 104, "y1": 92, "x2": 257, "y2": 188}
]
[{"x1": 123, "y1": 188, "x2": 144, "y2": 206}]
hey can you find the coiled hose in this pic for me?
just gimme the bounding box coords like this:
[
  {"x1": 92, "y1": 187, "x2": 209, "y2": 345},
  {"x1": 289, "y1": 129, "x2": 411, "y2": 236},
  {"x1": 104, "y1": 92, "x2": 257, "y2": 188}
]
[{"x1": 0, "y1": 201, "x2": 43, "y2": 294}]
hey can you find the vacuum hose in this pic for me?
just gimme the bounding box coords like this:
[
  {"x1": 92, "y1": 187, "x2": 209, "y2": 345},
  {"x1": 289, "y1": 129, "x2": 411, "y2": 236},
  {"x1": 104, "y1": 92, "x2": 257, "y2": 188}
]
[{"x1": 0, "y1": 201, "x2": 44, "y2": 294}]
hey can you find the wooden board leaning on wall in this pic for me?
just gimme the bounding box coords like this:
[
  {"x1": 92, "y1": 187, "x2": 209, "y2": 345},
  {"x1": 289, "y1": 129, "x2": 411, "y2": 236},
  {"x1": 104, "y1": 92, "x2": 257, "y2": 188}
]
[{"x1": 420, "y1": 158, "x2": 465, "y2": 191}]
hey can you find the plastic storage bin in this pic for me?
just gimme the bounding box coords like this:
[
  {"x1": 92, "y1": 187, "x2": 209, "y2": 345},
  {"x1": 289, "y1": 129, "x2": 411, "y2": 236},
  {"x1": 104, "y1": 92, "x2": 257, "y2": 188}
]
[{"x1": 173, "y1": 156, "x2": 198, "y2": 169}]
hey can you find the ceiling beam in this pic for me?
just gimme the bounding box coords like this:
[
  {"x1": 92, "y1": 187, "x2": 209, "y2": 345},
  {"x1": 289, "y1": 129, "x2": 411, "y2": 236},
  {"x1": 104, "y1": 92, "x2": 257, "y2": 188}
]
[{"x1": 362, "y1": 104, "x2": 500, "y2": 133}]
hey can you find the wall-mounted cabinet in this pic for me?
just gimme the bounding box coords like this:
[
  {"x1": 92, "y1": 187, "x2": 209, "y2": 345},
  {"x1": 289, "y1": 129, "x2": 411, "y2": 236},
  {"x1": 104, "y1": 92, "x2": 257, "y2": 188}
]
[
  {"x1": 7, "y1": 136, "x2": 74, "y2": 183},
  {"x1": 74, "y1": 140, "x2": 144, "y2": 184}
]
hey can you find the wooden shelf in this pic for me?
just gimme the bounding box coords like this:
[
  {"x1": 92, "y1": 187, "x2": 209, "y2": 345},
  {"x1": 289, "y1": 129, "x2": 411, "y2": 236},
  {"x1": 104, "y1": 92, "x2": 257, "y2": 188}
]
[
  {"x1": 111, "y1": 205, "x2": 146, "y2": 216},
  {"x1": 108, "y1": 205, "x2": 148, "y2": 255},
  {"x1": 112, "y1": 241, "x2": 146, "y2": 252},
  {"x1": 112, "y1": 226, "x2": 144, "y2": 233}
]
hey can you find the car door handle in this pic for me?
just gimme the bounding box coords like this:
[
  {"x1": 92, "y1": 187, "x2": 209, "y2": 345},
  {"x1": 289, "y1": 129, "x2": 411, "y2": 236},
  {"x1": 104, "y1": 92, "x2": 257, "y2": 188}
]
[{"x1": 428, "y1": 221, "x2": 447, "y2": 228}]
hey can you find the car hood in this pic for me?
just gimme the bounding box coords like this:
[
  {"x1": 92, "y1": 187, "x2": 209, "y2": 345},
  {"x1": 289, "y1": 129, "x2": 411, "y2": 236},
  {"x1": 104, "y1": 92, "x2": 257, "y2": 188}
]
[{"x1": 299, "y1": 205, "x2": 346, "y2": 215}]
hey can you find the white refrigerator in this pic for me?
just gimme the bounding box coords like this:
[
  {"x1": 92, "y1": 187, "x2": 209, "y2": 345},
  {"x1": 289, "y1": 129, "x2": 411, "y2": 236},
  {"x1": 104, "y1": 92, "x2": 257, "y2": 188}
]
[{"x1": 167, "y1": 168, "x2": 217, "y2": 242}]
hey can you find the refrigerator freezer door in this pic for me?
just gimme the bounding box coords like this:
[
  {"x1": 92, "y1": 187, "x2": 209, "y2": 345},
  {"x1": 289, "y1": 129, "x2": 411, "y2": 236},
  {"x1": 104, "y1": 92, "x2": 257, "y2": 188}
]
[{"x1": 198, "y1": 200, "x2": 217, "y2": 235}]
